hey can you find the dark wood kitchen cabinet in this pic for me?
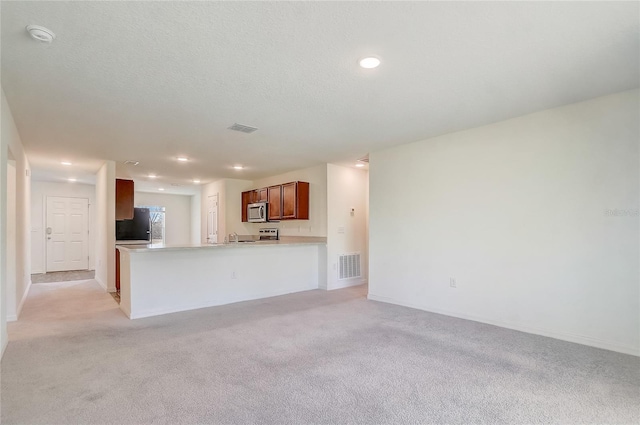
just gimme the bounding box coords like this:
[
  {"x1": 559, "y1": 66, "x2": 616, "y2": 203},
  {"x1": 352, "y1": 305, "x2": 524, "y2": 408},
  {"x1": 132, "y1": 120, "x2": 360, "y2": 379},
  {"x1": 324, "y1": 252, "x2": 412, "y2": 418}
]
[
  {"x1": 254, "y1": 187, "x2": 268, "y2": 203},
  {"x1": 116, "y1": 179, "x2": 134, "y2": 220},
  {"x1": 282, "y1": 181, "x2": 309, "y2": 220},
  {"x1": 268, "y1": 181, "x2": 309, "y2": 221},
  {"x1": 242, "y1": 188, "x2": 269, "y2": 222},
  {"x1": 267, "y1": 185, "x2": 282, "y2": 221},
  {"x1": 241, "y1": 191, "x2": 252, "y2": 222},
  {"x1": 242, "y1": 181, "x2": 309, "y2": 222}
]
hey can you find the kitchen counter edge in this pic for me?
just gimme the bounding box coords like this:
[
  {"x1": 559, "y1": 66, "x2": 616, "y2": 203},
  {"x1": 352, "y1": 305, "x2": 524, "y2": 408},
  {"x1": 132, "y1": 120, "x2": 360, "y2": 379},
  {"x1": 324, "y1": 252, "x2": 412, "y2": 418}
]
[{"x1": 116, "y1": 237, "x2": 327, "y2": 253}]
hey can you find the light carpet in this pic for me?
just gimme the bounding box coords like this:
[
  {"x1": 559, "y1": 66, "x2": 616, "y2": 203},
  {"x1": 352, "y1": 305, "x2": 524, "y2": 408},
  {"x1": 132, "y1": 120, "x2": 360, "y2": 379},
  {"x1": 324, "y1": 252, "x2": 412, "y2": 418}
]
[{"x1": 1, "y1": 280, "x2": 638, "y2": 424}]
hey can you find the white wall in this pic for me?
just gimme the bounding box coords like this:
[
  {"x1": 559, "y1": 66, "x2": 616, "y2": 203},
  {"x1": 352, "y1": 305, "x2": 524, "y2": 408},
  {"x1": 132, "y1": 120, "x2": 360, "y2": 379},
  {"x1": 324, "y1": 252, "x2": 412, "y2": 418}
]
[
  {"x1": 201, "y1": 179, "x2": 226, "y2": 244},
  {"x1": 135, "y1": 191, "x2": 192, "y2": 245},
  {"x1": 1, "y1": 89, "x2": 32, "y2": 329},
  {"x1": 369, "y1": 89, "x2": 640, "y2": 356},
  {"x1": 95, "y1": 161, "x2": 116, "y2": 292},
  {"x1": 190, "y1": 192, "x2": 201, "y2": 244},
  {"x1": 0, "y1": 95, "x2": 7, "y2": 356},
  {"x1": 201, "y1": 166, "x2": 329, "y2": 243},
  {"x1": 224, "y1": 179, "x2": 256, "y2": 237},
  {"x1": 250, "y1": 164, "x2": 328, "y2": 237},
  {"x1": 200, "y1": 178, "x2": 254, "y2": 243},
  {"x1": 31, "y1": 181, "x2": 96, "y2": 273},
  {"x1": 326, "y1": 164, "x2": 369, "y2": 290}
]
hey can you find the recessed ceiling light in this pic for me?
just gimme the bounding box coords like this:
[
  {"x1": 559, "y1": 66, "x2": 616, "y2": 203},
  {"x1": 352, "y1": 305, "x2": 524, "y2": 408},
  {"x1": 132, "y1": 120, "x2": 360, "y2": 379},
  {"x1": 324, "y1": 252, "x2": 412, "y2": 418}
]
[
  {"x1": 359, "y1": 57, "x2": 381, "y2": 69},
  {"x1": 148, "y1": 174, "x2": 157, "y2": 179},
  {"x1": 355, "y1": 163, "x2": 365, "y2": 168},
  {"x1": 61, "y1": 161, "x2": 72, "y2": 166},
  {"x1": 158, "y1": 188, "x2": 165, "y2": 191},
  {"x1": 26, "y1": 25, "x2": 55, "y2": 43},
  {"x1": 233, "y1": 165, "x2": 244, "y2": 170},
  {"x1": 177, "y1": 157, "x2": 189, "y2": 162},
  {"x1": 193, "y1": 179, "x2": 201, "y2": 184},
  {"x1": 68, "y1": 178, "x2": 77, "y2": 182}
]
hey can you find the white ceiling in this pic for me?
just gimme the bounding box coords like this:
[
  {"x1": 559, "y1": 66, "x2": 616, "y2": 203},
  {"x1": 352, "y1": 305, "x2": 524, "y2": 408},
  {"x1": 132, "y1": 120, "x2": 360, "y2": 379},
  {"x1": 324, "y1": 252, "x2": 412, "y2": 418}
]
[{"x1": 2, "y1": 1, "x2": 638, "y2": 191}]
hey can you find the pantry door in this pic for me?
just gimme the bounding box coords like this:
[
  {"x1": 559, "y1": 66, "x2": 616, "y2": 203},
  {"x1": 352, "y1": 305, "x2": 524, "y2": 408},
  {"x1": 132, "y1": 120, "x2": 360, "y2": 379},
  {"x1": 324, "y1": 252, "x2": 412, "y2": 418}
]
[
  {"x1": 207, "y1": 194, "x2": 218, "y2": 244},
  {"x1": 46, "y1": 196, "x2": 89, "y2": 272}
]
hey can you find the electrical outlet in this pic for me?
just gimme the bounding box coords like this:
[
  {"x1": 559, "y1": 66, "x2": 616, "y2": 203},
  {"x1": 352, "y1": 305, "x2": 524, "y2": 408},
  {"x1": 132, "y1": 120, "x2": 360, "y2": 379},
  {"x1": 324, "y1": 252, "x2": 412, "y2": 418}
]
[
  {"x1": 449, "y1": 278, "x2": 457, "y2": 288},
  {"x1": 231, "y1": 271, "x2": 237, "y2": 279}
]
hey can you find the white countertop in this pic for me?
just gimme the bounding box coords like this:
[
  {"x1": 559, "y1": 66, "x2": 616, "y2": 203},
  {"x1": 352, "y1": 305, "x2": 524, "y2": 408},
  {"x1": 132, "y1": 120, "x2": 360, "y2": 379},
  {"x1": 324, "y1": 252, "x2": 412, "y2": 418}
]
[{"x1": 116, "y1": 237, "x2": 327, "y2": 253}]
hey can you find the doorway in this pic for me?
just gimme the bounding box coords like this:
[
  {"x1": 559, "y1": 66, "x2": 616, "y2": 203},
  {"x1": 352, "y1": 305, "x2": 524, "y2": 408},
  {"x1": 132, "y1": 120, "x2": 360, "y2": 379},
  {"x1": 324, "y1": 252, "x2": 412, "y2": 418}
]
[
  {"x1": 144, "y1": 206, "x2": 166, "y2": 244},
  {"x1": 46, "y1": 196, "x2": 89, "y2": 272},
  {"x1": 6, "y1": 159, "x2": 17, "y2": 319},
  {"x1": 207, "y1": 194, "x2": 218, "y2": 244}
]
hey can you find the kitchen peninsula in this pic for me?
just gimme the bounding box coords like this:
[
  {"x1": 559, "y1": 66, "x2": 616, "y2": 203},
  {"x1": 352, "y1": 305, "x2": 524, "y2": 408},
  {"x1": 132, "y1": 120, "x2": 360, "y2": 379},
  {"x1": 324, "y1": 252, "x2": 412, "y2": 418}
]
[{"x1": 116, "y1": 238, "x2": 327, "y2": 319}]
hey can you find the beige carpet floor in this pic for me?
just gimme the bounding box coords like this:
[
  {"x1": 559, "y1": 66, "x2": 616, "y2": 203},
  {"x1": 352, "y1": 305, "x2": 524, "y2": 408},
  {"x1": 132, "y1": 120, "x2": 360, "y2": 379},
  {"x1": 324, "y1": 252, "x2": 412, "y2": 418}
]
[{"x1": 1, "y1": 280, "x2": 638, "y2": 424}]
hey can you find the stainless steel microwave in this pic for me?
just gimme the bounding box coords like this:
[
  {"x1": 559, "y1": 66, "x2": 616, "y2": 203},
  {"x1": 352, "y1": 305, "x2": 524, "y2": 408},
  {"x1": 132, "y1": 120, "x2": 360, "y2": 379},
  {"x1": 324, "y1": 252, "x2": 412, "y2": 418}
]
[{"x1": 248, "y1": 202, "x2": 268, "y2": 222}]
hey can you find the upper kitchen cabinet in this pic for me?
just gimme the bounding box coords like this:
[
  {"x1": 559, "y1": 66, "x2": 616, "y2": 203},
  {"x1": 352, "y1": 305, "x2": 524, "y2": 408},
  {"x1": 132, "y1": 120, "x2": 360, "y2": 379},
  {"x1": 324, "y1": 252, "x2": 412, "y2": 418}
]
[
  {"x1": 242, "y1": 181, "x2": 309, "y2": 222},
  {"x1": 254, "y1": 188, "x2": 268, "y2": 203},
  {"x1": 267, "y1": 185, "x2": 282, "y2": 221},
  {"x1": 241, "y1": 188, "x2": 269, "y2": 222},
  {"x1": 270, "y1": 181, "x2": 309, "y2": 221},
  {"x1": 116, "y1": 178, "x2": 134, "y2": 220},
  {"x1": 282, "y1": 181, "x2": 309, "y2": 220}
]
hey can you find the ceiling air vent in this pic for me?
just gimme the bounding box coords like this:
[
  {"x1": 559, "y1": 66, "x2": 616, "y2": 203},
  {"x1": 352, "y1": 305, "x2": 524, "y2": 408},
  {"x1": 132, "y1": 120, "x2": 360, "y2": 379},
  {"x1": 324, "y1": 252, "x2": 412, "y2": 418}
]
[
  {"x1": 228, "y1": 123, "x2": 258, "y2": 134},
  {"x1": 358, "y1": 155, "x2": 369, "y2": 163},
  {"x1": 123, "y1": 160, "x2": 139, "y2": 166}
]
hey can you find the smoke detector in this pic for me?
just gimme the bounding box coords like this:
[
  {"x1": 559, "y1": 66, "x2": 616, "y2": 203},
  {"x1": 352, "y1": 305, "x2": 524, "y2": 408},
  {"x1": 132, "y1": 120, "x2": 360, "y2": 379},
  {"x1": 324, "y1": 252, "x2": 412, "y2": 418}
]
[{"x1": 26, "y1": 25, "x2": 55, "y2": 43}]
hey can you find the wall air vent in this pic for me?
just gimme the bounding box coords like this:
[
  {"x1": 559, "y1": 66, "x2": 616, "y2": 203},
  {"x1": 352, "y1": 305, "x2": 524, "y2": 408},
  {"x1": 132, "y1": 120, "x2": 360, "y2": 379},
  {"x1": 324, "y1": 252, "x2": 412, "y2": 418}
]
[
  {"x1": 228, "y1": 123, "x2": 258, "y2": 134},
  {"x1": 338, "y1": 253, "x2": 361, "y2": 280}
]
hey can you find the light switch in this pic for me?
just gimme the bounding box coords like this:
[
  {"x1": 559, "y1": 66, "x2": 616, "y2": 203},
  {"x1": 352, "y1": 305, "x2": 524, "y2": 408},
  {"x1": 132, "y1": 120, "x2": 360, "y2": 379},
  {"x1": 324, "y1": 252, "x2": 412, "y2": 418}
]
[{"x1": 337, "y1": 227, "x2": 345, "y2": 234}]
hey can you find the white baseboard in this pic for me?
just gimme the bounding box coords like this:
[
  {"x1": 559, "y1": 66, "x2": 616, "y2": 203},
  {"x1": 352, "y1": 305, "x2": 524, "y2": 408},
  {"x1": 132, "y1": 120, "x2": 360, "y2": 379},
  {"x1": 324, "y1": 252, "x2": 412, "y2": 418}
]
[
  {"x1": 16, "y1": 279, "x2": 32, "y2": 318},
  {"x1": 7, "y1": 279, "x2": 33, "y2": 322},
  {"x1": 95, "y1": 276, "x2": 107, "y2": 291},
  {"x1": 367, "y1": 293, "x2": 640, "y2": 357},
  {"x1": 1, "y1": 335, "x2": 8, "y2": 359},
  {"x1": 120, "y1": 303, "x2": 132, "y2": 319},
  {"x1": 327, "y1": 279, "x2": 367, "y2": 291}
]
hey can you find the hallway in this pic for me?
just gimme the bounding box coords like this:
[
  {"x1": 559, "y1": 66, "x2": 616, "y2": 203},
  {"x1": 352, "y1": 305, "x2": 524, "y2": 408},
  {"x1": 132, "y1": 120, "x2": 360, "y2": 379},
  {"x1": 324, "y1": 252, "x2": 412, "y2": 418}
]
[{"x1": 6, "y1": 279, "x2": 124, "y2": 343}]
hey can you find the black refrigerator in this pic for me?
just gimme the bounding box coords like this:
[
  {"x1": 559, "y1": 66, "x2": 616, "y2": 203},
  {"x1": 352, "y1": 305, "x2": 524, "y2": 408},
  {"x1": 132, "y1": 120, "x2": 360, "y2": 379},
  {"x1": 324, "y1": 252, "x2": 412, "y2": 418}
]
[{"x1": 116, "y1": 208, "x2": 151, "y2": 241}]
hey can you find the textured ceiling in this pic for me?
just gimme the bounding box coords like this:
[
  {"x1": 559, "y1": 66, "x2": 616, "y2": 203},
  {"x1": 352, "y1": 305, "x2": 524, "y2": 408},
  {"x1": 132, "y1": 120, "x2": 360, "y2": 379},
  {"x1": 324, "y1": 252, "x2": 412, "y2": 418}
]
[{"x1": 2, "y1": 1, "x2": 638, "y2": 192}]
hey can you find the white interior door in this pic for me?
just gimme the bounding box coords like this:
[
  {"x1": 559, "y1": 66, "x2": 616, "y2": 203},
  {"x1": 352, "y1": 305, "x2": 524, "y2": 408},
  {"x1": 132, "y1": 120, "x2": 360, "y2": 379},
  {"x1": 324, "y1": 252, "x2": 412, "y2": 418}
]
[
  {"x1": 207, "y1": 194, "x2": 218, "y2": 244},
  {"x1": 46, "y1": 196, "x2": 89, "y2": 272}
]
